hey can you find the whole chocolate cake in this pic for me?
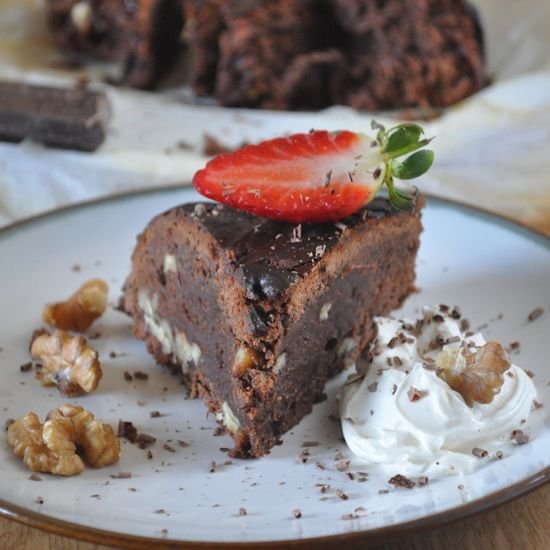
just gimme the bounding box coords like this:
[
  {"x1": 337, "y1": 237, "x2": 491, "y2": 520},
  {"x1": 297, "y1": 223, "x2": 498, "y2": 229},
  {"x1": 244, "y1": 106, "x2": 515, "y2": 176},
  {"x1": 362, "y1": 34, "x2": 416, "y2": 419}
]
[{"x1": 121, "y1": 197, "x2": 424, "y2": 457}]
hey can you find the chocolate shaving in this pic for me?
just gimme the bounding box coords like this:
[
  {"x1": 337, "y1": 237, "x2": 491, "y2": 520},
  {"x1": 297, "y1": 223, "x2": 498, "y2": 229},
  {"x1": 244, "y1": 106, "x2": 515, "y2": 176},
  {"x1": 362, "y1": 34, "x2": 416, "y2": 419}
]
[
  {"x1": 238, "y1": 507, "x2": 247, "y2": 516},
  {"x1": 110, "y1": 472, "x2": 132, "y2": 479},
  {"x1": 149, "y1": 411, "x2": 165, "y2": 418},
  {"x1": 335, "y1": 489, "x2": 349, "y2": 501},
  {"x1": 124, "y1": 371, "x2": 133, "y2": 381},
  {"x1": 301, "y1": 441, "x2": 320, "y2": 448},
  {"x1": 133, "y1": 371, "x2": 149, "y2": 380},
  {"x1": 527, "y1": 307, "x2": 544, "y2": 322},
  {"x1": 367, "y1": 381, "x2": 378, "y2": 393},
  {"x1": 511, "y1": 430, "x2": 530, "y2": 445},
  {"x1": 117, "y1": 420, "x2": 138, "y2": 443},
  {"x1": 314, "y1": 245, "x2": 327, "y2": 259},
  {"x1": 417, "y1": 476, "x2": 429, "y2": 486},
  {"x1": 472, "y1": 447, "x2": 488, "y2": 458},
  {"x1": 290, "y1": 224, "x2": 303, "y2": 243},
  {"x1": 136, "y1": 433, "x2": 156, "y2": 449},
  {"x1": 163, "y1": 443, "x2": 176, "y2": 453},
  {"x1": 407, "y1": 386, "x2": 425, "y2": 402},
  {"x1": 29, "y1": 473, "x2": 42, "y2": 481},
  {"x1": 335, "y1": 460, "x2": 350, "y2": 472},
  {"x1": 19, "y1": 362, "x2": 33, "y2": 372},
  {"x1": 388, "y1": 474, "x2": 415, "y2": 489},
  {"x1": 292, "y1": 509, "x2": 302, "y2": 519}
]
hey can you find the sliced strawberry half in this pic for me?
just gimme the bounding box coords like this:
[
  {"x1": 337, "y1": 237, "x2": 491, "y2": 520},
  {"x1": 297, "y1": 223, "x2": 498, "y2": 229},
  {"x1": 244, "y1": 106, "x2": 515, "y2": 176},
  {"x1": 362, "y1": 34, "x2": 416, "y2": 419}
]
[{"x1": 192, "y1": 122, "x2": 433, "y2": 223}]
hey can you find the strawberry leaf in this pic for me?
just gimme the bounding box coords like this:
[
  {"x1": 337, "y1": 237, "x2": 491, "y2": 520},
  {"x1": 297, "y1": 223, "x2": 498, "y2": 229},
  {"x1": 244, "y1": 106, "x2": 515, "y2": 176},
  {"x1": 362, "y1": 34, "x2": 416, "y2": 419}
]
[
  {"x1": 391, "y1": 150, "x2": 434, "y2": 180},
  {"x1": 384, "y1": 124, "x2": 424, "y2": 156}
]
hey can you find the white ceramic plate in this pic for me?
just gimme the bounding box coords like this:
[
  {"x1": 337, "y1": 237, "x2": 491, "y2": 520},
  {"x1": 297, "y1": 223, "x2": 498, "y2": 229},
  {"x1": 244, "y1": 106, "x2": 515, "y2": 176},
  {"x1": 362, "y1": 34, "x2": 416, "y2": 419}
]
[{"x1": 0, "y1": 189, "x2": 549, "y2": 547}]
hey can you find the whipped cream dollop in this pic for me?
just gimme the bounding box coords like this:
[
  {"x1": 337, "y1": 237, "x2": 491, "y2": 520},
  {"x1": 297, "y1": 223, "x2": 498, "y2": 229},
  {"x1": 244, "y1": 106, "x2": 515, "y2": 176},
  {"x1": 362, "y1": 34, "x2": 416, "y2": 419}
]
[{"x1": 339, "y1": 306, "x2": 539, "y2": 478}]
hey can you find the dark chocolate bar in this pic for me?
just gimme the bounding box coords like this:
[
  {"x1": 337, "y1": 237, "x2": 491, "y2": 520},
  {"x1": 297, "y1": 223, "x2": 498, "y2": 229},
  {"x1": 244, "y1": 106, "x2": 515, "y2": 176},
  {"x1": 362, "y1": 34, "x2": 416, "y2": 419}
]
[{"x1": 0, "y1": 81, "x2": 110, "y2": 152}]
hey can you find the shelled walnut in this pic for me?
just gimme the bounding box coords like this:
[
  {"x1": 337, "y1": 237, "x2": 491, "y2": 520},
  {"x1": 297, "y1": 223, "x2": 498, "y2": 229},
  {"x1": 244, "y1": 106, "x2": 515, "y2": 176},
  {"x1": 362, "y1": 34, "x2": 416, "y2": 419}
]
[
  {"x1": 31, "y1": 330, "x2": 102, "y2": 396},
  {"x1": 43, "y1": 278, "x2": 108, "y2": 331},
  {"x1": 7, "y1": 405, "x2": 120, "y2": 476},
  {"x1": 437, "y1": 341, "x2": 511, "y2": 406}
]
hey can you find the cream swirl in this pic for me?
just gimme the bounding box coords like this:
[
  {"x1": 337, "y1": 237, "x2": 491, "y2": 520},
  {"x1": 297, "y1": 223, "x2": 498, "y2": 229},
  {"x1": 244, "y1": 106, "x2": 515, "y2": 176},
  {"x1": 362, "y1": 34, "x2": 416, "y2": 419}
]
[{"x1": 339, "y1": 307, "x2": 538, "y2": 477}]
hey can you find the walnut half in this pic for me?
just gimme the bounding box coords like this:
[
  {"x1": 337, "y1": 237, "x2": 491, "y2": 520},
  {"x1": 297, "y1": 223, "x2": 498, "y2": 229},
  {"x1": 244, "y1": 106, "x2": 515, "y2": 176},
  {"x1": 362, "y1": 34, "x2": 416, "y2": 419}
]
[
  {"x1": 437, "y1": 341, "x2": 511, "y2": 407},
  {"x1": 43, "y1": 278, "x2": 108, "y2": 332},
  {"x1": 7, "y1": 405, "x2": 120, "y2": 476},
  {"x1": 31, "y1": 330, "x2": 102, "y2": 396}
]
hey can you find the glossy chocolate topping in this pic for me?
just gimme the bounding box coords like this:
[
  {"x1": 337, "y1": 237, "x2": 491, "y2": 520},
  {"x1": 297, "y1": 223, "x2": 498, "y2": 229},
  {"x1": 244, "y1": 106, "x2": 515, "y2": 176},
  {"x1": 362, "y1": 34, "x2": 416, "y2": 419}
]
[{"x1": 168, "y1": 197, "x2": 408, "y2": 301}]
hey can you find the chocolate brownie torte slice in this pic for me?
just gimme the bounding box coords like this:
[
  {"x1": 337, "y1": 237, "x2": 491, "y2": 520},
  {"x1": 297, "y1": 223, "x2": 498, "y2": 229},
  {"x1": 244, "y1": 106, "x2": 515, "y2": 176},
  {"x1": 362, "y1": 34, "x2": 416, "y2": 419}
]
[{"x1": 121, "y1": 197, "x2": 423, "y2": 457}]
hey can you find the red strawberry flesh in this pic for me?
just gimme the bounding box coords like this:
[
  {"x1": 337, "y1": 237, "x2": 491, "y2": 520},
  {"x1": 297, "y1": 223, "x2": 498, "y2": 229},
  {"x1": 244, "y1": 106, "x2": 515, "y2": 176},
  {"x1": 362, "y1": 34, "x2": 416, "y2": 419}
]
[{"x1": 192, "y1": 130, "x2": 385, "y2": 223}]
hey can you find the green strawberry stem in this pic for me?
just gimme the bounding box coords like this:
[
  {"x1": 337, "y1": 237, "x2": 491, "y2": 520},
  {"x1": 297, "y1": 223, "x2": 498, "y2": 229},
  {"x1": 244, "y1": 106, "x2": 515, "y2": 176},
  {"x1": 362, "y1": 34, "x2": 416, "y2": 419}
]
[{"x1": 372, "y1": 120, "x2": 434, "y2": 210}]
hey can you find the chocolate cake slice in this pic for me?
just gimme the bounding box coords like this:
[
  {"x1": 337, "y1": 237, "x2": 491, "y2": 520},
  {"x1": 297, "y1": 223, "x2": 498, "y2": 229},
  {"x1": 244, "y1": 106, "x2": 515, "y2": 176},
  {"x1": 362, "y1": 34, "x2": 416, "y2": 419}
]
[
  {"x1": 45, "y1": 0, "x2": 184, "y2": 88},
  {"x1": 121, "y1": 197, "x2": 423, "y2": 457}
]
